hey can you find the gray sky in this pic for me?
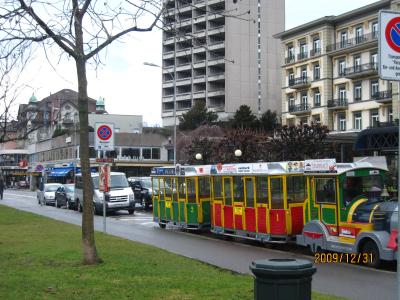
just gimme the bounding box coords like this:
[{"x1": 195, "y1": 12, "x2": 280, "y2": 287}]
[{"x1": 16, "y1": 0, "x2": 378, "y2": 126}]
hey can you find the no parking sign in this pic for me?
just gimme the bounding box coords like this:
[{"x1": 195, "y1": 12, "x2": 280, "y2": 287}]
[
  {"x1": 95, "y1": 123, "x2": 114, "y2": 151},
  {"x1": 379, "y1": 10, "x2": 400, "y2": 80}
]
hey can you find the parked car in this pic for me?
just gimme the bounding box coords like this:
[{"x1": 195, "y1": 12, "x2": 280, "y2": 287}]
[
  {"x1": 75, "y1": 172, "x2": 135, "y2": 215},
  {"x1": 129, "y1": 177, "x2": 155, "y2": 209},
  {"x1": 55, "y1": 184, "x2": 75, "y2": 209},
  {"x1": 37, "y1": 183, "x2": 63, "y2": 205}
]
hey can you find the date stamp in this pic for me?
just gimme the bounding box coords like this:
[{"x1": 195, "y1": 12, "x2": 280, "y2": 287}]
[{"x1": 314, "y1": 252, "x2": 373, "y2": 264}]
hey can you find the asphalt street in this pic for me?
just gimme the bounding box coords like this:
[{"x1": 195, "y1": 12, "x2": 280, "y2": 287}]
[{"x1": 0, "y1": 190, "x2": 396, "y2": 300}]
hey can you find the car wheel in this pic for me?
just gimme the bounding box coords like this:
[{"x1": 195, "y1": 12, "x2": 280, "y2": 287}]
[
  {"x1": 128, "y1": 209, "x2": 134, "y2": 215},
  {"x1": 362, "y1": 240, "x2": 381, "y2": 268}
]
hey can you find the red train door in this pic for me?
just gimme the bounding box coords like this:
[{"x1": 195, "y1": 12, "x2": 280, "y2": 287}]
[
  {"x1": 269, "y1": 176, "x2": 287, "y2": 235},
  {"x1": 233, "y1": 176, "x2": 245, "y2": 231},
  {"x1": 255, "y1": 176, "x2": 269, "y2": 234},
  {"x1": 223, "y1": 177, "x2": 234, "y2": 229},
  {"x1": 244, "y1": 177, "x2": 256, "y2": 233}
]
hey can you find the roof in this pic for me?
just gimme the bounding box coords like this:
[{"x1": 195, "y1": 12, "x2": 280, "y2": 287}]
[{"x1": 274, "y1": 0, "x2": 390, "y2": 40}]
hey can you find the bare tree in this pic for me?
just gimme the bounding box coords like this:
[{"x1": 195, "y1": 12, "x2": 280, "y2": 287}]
[{"x1": 0, "y1": 0, "x2": 165, "y2": 264}]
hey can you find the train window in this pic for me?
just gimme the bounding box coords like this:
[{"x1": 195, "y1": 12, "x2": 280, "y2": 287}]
[
  {"x1": 245, "y1": 178, "x2": 255, "y2": 208},
  {"x1": 256, "y1": 177, "x2": 268, "y2": 204},
  {"x1": 287, "y1": 176, "x2": 307, "y2": 203},
  {"x1": 223, "y1": 177, "x2": 232, "y2": 206},
  {"x1": 213, "y1": 177, "x2": 223, "y2": 200},
  {"x1": 187, "y1": 178, "x2": 196, "y2": 203},
  {"x1": 233, "y1": 176, "x2": 244, "y2": 202},
  {"x1": 164, "y1": 177, "x2": 174, "y2": 200},
  {"x1": 315, "y1": 177, "x2": 336, "y2": 204},
  {"x1": 270, "y1": 177, "x2": 284, "y2": 209},
  {"x1": 342, "y1": 175, "x2": 382, "y2": 206},
  {"x1": 199, "y1": 177, "x2": 210, "y2": 198},
  {"x1": 177, "y1": 177, "x2": 186, "y2": 200}
]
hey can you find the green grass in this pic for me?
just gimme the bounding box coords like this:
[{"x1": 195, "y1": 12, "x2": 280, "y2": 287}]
[{"x1": 0, "y1": 206, "x2": 346, "y2": 300}]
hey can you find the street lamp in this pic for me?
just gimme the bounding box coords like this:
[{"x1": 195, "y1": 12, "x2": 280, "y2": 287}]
[
  {"x1": 195, "y1": 153, "x2": 203, "y2": 161},
  {"x1": 234, "y1": 149, "x2": 242, "y2": 158},
  {"x1": 143, "y1": 62, "x2": 177, "y2": 166}
]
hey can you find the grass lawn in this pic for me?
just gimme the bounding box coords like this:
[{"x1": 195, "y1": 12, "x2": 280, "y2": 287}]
[{"x1": 0, "y1": 205, "x2": 346, "y2": 300}]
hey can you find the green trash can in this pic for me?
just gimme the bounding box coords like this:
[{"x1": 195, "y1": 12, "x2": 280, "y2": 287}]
[{"x1": 249, "y1": 258, "x2": 316, "y2": 300}]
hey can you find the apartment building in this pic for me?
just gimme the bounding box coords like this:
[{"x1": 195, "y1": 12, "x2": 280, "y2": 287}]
[
  {"x1": 276, "y1": 0, "x2": 400, "y2": 135},
  {"x1": 161, "y1": 0, "x2": 284, "y2": 126}
]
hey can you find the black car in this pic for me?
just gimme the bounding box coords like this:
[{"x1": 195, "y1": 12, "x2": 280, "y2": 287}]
[
  {"x1": 55, "y1": 184, "x2": 75, "y2": 209},
  {"x1": 129, "y1": 177, "x2": 155, "y2": 210}
]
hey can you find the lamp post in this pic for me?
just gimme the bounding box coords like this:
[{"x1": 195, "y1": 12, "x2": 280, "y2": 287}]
[
  {"x1": 195, "y1": 153, "x2": 202, "y2": 164},
  {"x1": 234, "y1": 149, "x2": 242, "y2": 158},
  {"x1": 143, "y1": 62, "x2": 177, "y2": 166}
]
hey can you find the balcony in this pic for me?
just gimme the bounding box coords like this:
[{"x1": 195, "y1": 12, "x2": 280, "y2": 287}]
[
  {"x1": 372, "y1": 90, "x2": 392, "y2": 104},
  {"x1": 297, "y1": 52, "x2": 308, "y2": 61},
  {"x1": 343, "y1": 62, "x2": 378, "y2": 79},
  {"x1": 288, "y1": 103, "x2": 311, "y2": 115},
  {"x1": 327, "y1": 98, "x2": 348, "y2": 110},
  {"x1": 285, "y1": 56, "x2": 295, "y2": 64},
  {"x1": 326, "y1": 32, "x2": 377, "y2": 53},
  {"x1": 310, "y1": 48, "x2": 321, "y2": 57},
  {"x1": 288, "y1": 77, "x2": 311, "y2": 89}
]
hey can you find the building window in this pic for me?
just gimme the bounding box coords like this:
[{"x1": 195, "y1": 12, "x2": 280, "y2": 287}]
[
  {"x1": 370, "y1": 109, "x2": 379, "y2": 127},
  {"x1": 300, "y1": 117, "x2": 308, "y2": 124},
  {"x1": 353, "y1": 111, "x2": 362, "y2": 130},
  {"x1": 355, "y1": 26, "x2": 363, "y2": 43},
  {"x1": 312, "y1": 37, "x2": 321, "y2": 55},
  {"x1": 338, "y1": 86, "x2": 347, "y2": 101},
  {"x1": 338, "y1": 59, "x2": 346, "y2": 76},
  {"x1": 371, "y1": 80, "x2": 379, "y2": 98},
  {"x1": 372, "y1": 21, "x2": 378, "y2": 38},
  {"x1": 287, "y1": 44, "x2": 295, "y2": 62},
  {"x1": 388, "y1": 106, "x2": 393, "y2": 123},
  {"x1": 301, "y1": 66, "x2": 307, "y2": 79},
  {"x1": 314, "y1": 90, "x2": 321, "y2": 107},
  {"x1": 301, "y1": 91, "x2": 308, "y2": 109},
  {"x1": 313, "y1": 63, "x2": 320, "y2": 80},
  {"x1": 167, "y1": 149, "x2": 174, "y2": 161},
  {"x1": 288, "y1": 95, "x2": 295, "y2": 110},
  {"x1": 340, "y1": 31, "x2": 348, "y2": 48},
  {"x1": 288, "y1": 71, "x2": 294, "y2": 85},
  {"x1": 299, "y1": 40, "x2": 307, "y2": 59},
  {"x1": 354, "y1": 56, "x2": 361, "y2": 72},
  {"x1": 121, "y1": 148, "x2": 140, "y2": 159},
  {"x1": 152, "y1": 148, "x2": 161, "y2": 160},
  {"x1": 354, "y1": 82, "x2": 362, "y2": 101},
  {"x1": 370, "y1": 52, "x2": 378, "y2": 69},
  {"x1": 142, "y1": 148, "x2": 151, "y2": 159},
  {"x1": 338, "y1": 113, "x2": 346, "y2": 131}
]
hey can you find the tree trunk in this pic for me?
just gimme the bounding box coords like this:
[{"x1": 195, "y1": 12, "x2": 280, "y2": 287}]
[{"x1": 74, "y1": 11, "x2": 101, "y2": 265}]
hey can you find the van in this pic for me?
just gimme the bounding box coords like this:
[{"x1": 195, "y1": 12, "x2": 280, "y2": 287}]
[{"x1": 75, "y1": 172, "x2": 135, "y2": 214}]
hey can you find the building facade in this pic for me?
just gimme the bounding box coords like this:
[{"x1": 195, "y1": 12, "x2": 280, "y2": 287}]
[
  {"x1": 276, "y1": 0, "x2": 400, "y2": 135},
  {"x1": 161, "y1": 0, "x2": 284, "y2": 126}
]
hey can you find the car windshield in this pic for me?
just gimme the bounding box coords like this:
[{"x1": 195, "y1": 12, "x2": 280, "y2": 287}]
[
  {"x1": 141, "y1": 178, "x2": 152, "y2": 189},
  {"x1": 45, "y1": 185, "x2": 60, "y2": 192},
  {"x1": 65, "y1": 185, "x2": 75, "y2": 193},
  {"x1": 92, "y1": 174, "x2": 129, "y2": 189}
]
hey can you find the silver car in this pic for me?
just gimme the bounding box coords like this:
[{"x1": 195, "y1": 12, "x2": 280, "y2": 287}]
[{"x1": 37, "y1": 183, "x2": 63, "y2": 205}]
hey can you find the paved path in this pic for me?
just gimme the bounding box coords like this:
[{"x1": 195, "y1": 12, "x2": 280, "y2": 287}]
[{"x1": 1, "y1": 190, "x2": 396, "y2": 300}]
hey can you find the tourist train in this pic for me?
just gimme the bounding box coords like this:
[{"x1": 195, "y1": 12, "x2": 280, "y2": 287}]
[{"x1": 150, "y1": 157, "x2": 398, "y2": 267}]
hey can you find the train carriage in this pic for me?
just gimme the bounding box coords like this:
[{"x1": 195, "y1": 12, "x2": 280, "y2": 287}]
[{"x1": 151, "y1": 165, "x2": 212, "y2": 230}]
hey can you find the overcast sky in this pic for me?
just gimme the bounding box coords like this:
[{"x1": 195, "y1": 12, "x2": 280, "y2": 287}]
[{"x1": 16, "y1": 0, "x2": 378, "y2": 126}]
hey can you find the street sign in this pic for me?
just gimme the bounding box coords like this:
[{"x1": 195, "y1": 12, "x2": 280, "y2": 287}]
[
  {"x1": 379, "y1": 10, "x2": 400, "y2": 80},
  {"x1": 95, "y1": 123, "x2": 114, "y2": 151}
]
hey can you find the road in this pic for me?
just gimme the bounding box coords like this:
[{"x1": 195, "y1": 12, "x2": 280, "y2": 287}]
[{"x1": 0, "y1": 190, "x2": 396, "y2": 300}]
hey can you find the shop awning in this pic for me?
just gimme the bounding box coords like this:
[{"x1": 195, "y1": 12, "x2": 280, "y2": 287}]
[
  {"x1": 48, "y1": 167, "x2": 73, "y2": 177},
  {"x1": 354, "y1": 126, "x2": 398, "y2": 151}
]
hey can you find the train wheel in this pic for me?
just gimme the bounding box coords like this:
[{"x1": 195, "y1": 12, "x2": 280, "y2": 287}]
[{"x1": 362, "y1": 241, "x2": 381, "y2": 268}]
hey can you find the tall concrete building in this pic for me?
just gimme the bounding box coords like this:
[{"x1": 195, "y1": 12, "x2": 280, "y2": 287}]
[
  {"x1": 161, "y1": 0, "x2": 285, "y2": 126},
  {"x1": 275, "y1": 0, "x2": 400, "y2": 134}
]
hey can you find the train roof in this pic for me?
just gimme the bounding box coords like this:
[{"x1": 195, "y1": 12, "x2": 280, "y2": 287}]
[{"x1": 150, "y1": 157, "x2": 388, "y2": 177}]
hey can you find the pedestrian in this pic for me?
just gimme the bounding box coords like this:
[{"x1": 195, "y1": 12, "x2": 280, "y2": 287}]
[{"x1": 0, "y1": 177, "x2": 4, "y2": 200}]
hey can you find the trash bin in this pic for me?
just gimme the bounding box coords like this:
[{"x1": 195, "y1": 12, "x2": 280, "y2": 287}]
[{"x1": 249, "y1": 258, "x2": 316, "y2": 300}]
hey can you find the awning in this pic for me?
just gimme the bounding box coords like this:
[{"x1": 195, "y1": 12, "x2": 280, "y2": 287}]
[
  {"x1": 354, "y1": 126, "x2": 398, "y2": 151},
  {"x1": 48, "y1": 167, "x2": 73, "y2": 177}
]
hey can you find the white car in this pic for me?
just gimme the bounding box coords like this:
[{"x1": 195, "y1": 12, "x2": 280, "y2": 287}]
[{"x1": 37, "y1": 183, "x2": 63, "y2": 205}]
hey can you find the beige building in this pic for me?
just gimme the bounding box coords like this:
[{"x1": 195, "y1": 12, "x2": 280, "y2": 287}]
[
  {"x1": 161, "y1": 0, "x2": 284, "y2": 126},
  {"x1": 276, "y1": 0, "x2": 400, "y2": 135}
]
